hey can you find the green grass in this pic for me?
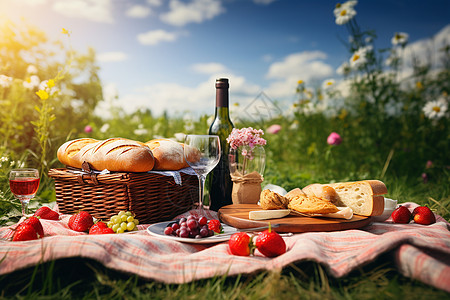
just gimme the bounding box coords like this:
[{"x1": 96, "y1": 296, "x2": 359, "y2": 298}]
[{"x1": 1, "y1": 174, "x2": 449, "y2": 299}]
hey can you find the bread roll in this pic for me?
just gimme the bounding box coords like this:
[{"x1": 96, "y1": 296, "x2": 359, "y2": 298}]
[
  {"x1": 57, "y1": 138, "x2": 98, "y2": 168},
  {"x1": 303, "y1": 180, "x2": 387, "y2": 216},
  {"x1": 288, "y1": 194, "x2": 339, "y2": 214},
  {"x1": 87, "y1": 138, "x2": 155, "y2": 172},
  {"x1": 260, "y1": 189, "x2": 289, "y2": 210},
  {"x1": 285, "y1": 188, "x2": 306, "y2": 201},
  {"x1": 145, "y1": 139, "x2": 200, "y2": 170}
]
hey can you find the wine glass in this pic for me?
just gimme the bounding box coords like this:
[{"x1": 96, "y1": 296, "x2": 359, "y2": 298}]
[
  {"x1": 9, "y1": 168, "x2": 40, "y2": 217},
  {"x1": 184, "y1": 135, "x2": 221, "y2": 214}
]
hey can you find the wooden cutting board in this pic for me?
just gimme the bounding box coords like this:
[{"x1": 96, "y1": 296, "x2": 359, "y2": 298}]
[{"x1": 218, "y1": 204, "x2": 372, "y2": 233}]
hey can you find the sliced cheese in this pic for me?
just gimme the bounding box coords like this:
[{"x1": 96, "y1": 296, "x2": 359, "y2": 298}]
[{"x1": 249, "y1": 209, "x2": 291, "y2": 220}]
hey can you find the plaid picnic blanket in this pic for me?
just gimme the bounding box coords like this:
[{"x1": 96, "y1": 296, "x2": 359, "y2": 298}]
[{"x1": 0, "y1": 202, "x2": 449, "y2": 292}]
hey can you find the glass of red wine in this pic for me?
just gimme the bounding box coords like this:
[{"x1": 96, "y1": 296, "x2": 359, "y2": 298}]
[{"x1": 9, "y1": 168, "x2": 40, "y2": 217}]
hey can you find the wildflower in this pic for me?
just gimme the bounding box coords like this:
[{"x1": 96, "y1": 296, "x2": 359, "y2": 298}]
[
  {"x1": 84, "y1": 125, "x2": 93, "y2": 133},
  {"x1": 35, "y1": 89, "x2": 49, "y2": 100},
  {"x1": 174, "y1": 132, "x2": 186, "y2": 142},
  {"x1": 416, "y1": 81, "x2": 423, "y2": 90},
  {"x1": 266, "y1": 124, "x2": 281, "y2": 134},
  {"x1": 297, "y1": 80, "x2": 304, "y2": 85},
  {"x1": 226, "y1": 127, "x2": 266, "y2": 150},
  {"x1": 23, "y1": 75, "x2": 40, "y2": 89},
  {"x1": 337, "y1": 61, "x2": 351, "y2": 76},
  {"x1": 61, "y1": 28, "x2": 69, "y2": 35},
  {"x1": 100, "y1": 123, "x2": 110, "y2": 133},
  {"x1": 39, "y1": 80, "x2": 58, "y2": 96},
  {"x1": 423, "y1": 98, "x2": 448, "y2": 119},
  {"x1": 334, "y1": 1, "x2": 357, "y2": 25},
  {"x1": 289, "y1": 120, "x2": 299, "y2": 130},
  {"x1": 426, "y1": 160, "x2": 433, "y2": 169},
  {"x1": 327, "y1": 132, "x2": 342, "y2": 145},
  {"x1": 421, "y1": 173, "x2": 428, "y2": 183},
  {"x1": 0, "y1": 75, "x2": 13, "y2": 88},
  {"x1": 322, "y1": 79, "x2": 335, "y2": 91},
  {"x1": 27, "y1": 65, "x2": 38, "y2": 74},
  {"x1": 134, "y1": 124, "x2": 148, "y2": 136},
  {"x1": 349, "y1": 47, "x2": 369, "y2": 69},
  {"x1": 391, "y1": 32, "x2": 409, "y2": 47}
]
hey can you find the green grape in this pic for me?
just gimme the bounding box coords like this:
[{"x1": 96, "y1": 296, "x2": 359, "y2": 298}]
[
  {"x1": 111, "y1": 215, "x2": 120, "y2": 224},
  {"x1": 127, "y1": 222, "x2": 135, "y2": 231},
  {"x1": 116, "y1": 228, "x2": 125, "y2": 234},
  {"x1": 112, "y1": 224, "x2": 120, "y2": 232},
  {"x1": 107, "y1": 221, "x2": 113, "y2": 228},
  {"x1": 121, "y1": 215, "x2": 128, "y2": 222},
  {"x1": 127, "y1": 216, "x2": 134, "y2": 222},
  {"x1": 125, "y1": 211, "x2": 132, "y2": 216},
  {"x1": 120, "y1": 222, "x2": 127, "y2": 230},
  {"x1": 133, "y1": 219, "x2": 139, "y2": 225},
  {"x1": 118, "y1": 211, "x2": 126, "y2": 217}
]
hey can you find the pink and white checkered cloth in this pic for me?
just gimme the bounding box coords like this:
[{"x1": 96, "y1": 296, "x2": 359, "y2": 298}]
[{"x1": 0, "y1": 202, "x2": 449, "y2": 292}]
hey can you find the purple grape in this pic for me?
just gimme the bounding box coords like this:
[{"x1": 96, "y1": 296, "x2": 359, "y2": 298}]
[
  {"x1": 195, "y1": 235, "x2": 201, "y2": 239},
  {"x1": 200, "y1": 228, "x2": 209, "y2": 237},
  {"x1": 164, "y1": 227, "x2": 173, "y2": 235},
  {"x1": 172, "y1": 223, "x2": 180, "y2": 230},
  {"x1": 175, "y1": 229, "x2": 180, "y2": 236},
  {"x1": 198, "y1": 217, "x2": 207, "y2": 226},
  {"x1": 179, "y1": 228, "x2": 189, "y2": 238},
  {"x1": 187, "y1": 219, "x2": 198, "y2": 230},
  {"x1": 179, "y1": 217, "x2": 187, "y2": 223}
]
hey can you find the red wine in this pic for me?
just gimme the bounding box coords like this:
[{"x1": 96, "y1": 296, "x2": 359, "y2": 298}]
[
  {"x1": 9, "y1": 178, "x2": 40, "y2": 196},
  {"x1": 207, "y1": 78, "x2": 234, "y2": 211}
]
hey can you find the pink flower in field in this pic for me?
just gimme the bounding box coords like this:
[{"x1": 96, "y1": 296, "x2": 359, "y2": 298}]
[
  {"x1": 84, "y1": 125, "x2": 93, "y2": 133},
  {"x1": 426, "y1": 160, "x2": 433, "y2": 169},
  {"x1": 327, "y1": 132, "x2": 342, "y2": 145},
  {"x1": 267, "y1": 124, "x2": 281, "y2": 134},
  {"x1": 422, "y1": 173, "x2": 428, "y2": 183}
]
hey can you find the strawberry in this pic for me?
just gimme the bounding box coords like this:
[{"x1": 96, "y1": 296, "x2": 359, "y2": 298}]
[
  {"x1": 33, "y1": 206, "x2": 59, "y2": 220},
  {"x1": 208, "y1": 219, "x2": 223, "y2": 234},
  {"x1": 391, "y1": 205, "x2": 411, "y2": 224},
  {"x1": 13, "y1": 224, "x2": 40, "y2": 241},
  {"x1": 20, "y1": 216, "x2": 44, "y2": 238},
  {"x1": 89, "y1": 221, "x2": 115, "y2": 235},
  {"x1": 412, "y1": 206, "x2": 436, "y2": 225},
  {"x1": 254, "y1": 224, "x2": 286, "y2": 257},
  {"x1": 229, "y1": 232, "x2": 254, "y2": 256},
  {"x1": 68, "y1": 211, "x2": 94, "y2": 232}
]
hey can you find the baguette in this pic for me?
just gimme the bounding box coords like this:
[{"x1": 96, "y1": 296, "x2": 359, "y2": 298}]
[
  {"x1": 57, "y1": 138, "x2": 99, "y2": 168},
  {"x1": 145, "y1": 139, "x2": 200, "y2": 170},
  {"x1": 302, "y1": 180, "x2": 387, "y2": 216},
  {"x1": 87, "y1": 138, "x2": 155, "y2": 172}
]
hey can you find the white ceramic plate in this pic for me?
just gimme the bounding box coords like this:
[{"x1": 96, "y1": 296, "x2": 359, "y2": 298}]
[{"x1": 146, "y1": 221, "x2": 237, "y2": 244}]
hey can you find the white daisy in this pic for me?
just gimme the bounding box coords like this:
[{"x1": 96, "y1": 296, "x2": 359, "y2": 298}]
[
  {"x1": 100, "y1": 123, "x2": 110, "y2": 133},
  {"x1": 423, "y1": 98, "x2": 448, "y2": 119},
  {"x1": 391, "y1": 32, "x2": 409, "y2": 46},
  {"x1": 322, "y1": 79, "x2": 336, "y2": 91},
  {"x1": 23, "y1": 75, "x2": 40, "y2": 89},
  {"x1": 335, "y1": 7, "x2": 356, "y2": 25},
  {"x1": 349, "y1": 47, "x2": 369, "y2": 69},
  {"x1": 27, "y1": 65, "x2": 38, "y2": 74},
  {"x1": 0, "y1": 74, "x2": 13, "y2": 88},
  {"x1": 337, "y1": 61, "x2": 351, "y2": 75}
]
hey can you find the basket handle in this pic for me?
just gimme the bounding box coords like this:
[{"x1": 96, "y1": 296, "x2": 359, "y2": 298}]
[{"x1": 76, "y1": 161, "x2": 100, "y2": 185}]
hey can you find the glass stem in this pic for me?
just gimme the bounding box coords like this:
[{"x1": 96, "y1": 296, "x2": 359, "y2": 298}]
[
  {"x1": 21, "y1": 198, "x2": 29, "y2": 216},
  {"x1": 198, "y1": 175, "x2": 206, "y2": 213}
]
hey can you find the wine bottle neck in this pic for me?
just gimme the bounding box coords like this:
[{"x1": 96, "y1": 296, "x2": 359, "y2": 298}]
[{"x1": 214, "y1": 106, "x2": 231, "y2": 120}]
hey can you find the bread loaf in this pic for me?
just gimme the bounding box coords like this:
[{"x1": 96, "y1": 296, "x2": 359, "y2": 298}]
[
  {"x1": 145, "y1": 139, "x2": 200, "y2": 170},
  {"x1": 288, "y1": 194, "x2": 339, "y2": 214},
  {"x1": 260, "y1": 189, "x2": 289, "y2": 210},
  {"x1": 284, "y1": 188, "x2": 305, "y2": 201},
  {"x1": 58, "y1": 138, "x2": 155, "y2": 172},
  {"x1": 302, "y1": 180, "x2": 387, "y2": 216},
  {"x1": 87, "y1": 138, "x2": 155, "y2": 172},
  {"x1": 57, "y1": 138, "x2": 99, "y2": 168}
]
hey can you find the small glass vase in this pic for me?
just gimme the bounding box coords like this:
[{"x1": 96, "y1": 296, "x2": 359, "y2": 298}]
[{"x1": 228, "y1": 145, "x2": 265, "y2": 205}]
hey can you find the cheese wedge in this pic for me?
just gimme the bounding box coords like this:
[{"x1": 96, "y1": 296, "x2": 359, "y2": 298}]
[{"x1": 249, "y1": 209, "x2": 291, "y2": 220}]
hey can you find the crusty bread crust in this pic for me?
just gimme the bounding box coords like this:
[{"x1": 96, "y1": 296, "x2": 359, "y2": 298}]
[
  {"x1": 260, "y1": 189, "x2": 289, "y2": 210},
  {"x1": 285, "y1": 188, "x2": 305, "y2": 200},
  {"x1": 288, "y1": 194, "x2": 339, "y2": 214},
  {"x1": 57, "y1": 138, "x2": 98, "y2": 168},
  {"x1": 145, "y1": 139, "x2": 201, "y2": 170}
]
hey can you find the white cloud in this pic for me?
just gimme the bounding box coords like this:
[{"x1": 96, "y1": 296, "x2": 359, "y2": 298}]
[
  {"x1": 137, "y1": 29, "x2": 178, "y2": 45},
  {"x1": 97, "y1": 51, "x2": 128, "y2": 62},
  {"x1": 147, "y1": 0, "x2": 163, "y2": 6},
  {"x1": 191, "y1": 62, "x2": 227, "y2": 74},
  {"x1": 52, "y1": 0, "x2": 114, "y2": 23},
  {"x1": 126, "y1": 5, "x2": 151, "y2": 18},
  {"x1": 160, "y1": 0, "x2": 225, "y2": 27}
]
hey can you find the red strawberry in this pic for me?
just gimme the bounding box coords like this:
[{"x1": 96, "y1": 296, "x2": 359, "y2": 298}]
[
  {"x1": 13, "y1": 224, "x2": 40, "y2": 241},
  {"x1": 68, "y1": 211, "x2": 94, "y2": 232},
  {"x1": 33, "y1": 206, "x2": 59, "y2": 220},
  {"x1": 89, "y1": 221, "x2": 115, "y2": 235},
  {"x1": 412, "y1": 206, "x2": 436, "y2": 225},
  {"x1": 208, "y1": 219, "x2": 223, "y2": 234},
  {"x1": 255, "y1": 224, "x2": 286, "y2": 257},
  {"x1": 391, "y1": 205, "x2": 411, "y2": 224},
  {"x1": 229, "y1": 232, "x2": 254, "y2": 256},
  {"x1": 20, "y1": 216, "x2": 44, "y2": 238}
]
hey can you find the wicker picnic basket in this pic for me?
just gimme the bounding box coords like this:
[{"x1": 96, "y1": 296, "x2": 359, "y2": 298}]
[{"x1": 48, "y1": 168, "x2": 199, "y2": 224}]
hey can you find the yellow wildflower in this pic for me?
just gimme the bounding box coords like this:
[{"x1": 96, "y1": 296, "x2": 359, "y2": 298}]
[
  {"x1": 297, "y1": 80, "x2": 304, "y2": 85},
  {"x1": 416, "y1": 81, "x2": 423, "y2": 89},
  {"x1": 61, "y1": 28, "x2": 69, "y2": 35},
  {"x1": 47, "y1": 79, "x2": 55, "y2": 88},
  {"x1": 36, "y1": 89, "x2": 49, "y2": 100}
]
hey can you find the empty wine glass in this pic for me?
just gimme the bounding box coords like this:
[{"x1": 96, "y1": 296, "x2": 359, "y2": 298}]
[
  {"x1": 184, "y1": 135, "x2": 221, "y2": 214},
  {"x1": 9, "y1": 168, "x2": 40, "y2": 217}
]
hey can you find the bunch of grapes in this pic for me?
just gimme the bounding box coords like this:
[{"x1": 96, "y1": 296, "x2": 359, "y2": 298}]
[
  {"x1": 164, "y1": 215, "x2": 215, "y2": 239},
  {"x1": 107, "y1": 211, "x2": 139, "y2": 233}
]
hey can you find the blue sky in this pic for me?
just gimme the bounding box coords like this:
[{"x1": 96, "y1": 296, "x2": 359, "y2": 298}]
[{"x1": 1, "y1": 0, "x2": 450, "y2": 118}]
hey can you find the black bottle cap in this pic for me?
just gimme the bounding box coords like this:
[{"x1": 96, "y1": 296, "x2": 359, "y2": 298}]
[{"x1": 215, "y1": 78, "x2": 229, "y2": 88}]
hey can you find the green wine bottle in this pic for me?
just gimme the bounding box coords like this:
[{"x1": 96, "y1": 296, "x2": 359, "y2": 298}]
[{"x1": 208, "y1": 78, "x2": 234, "y2": 211}]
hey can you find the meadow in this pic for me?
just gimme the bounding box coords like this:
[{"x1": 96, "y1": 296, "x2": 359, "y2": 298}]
[{"x1": 1, "y1": 3, "x2": 449, "y2": 298}]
